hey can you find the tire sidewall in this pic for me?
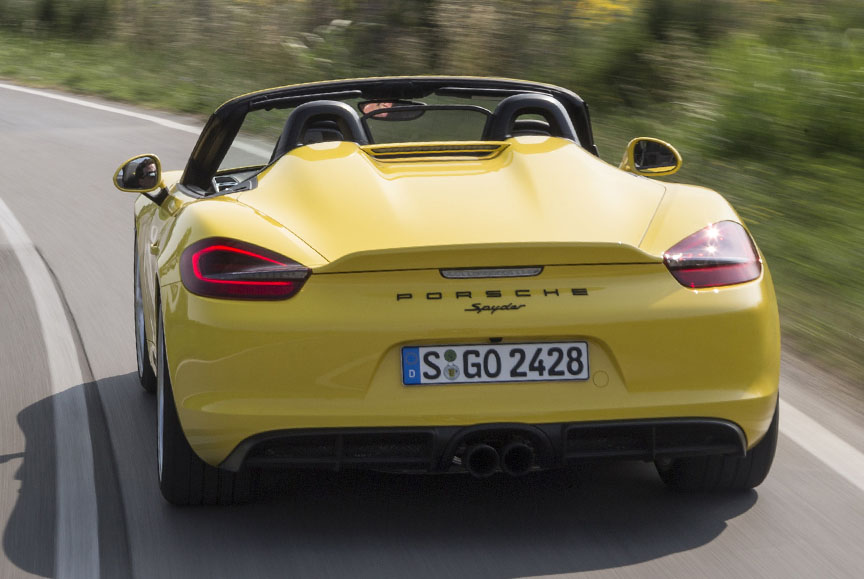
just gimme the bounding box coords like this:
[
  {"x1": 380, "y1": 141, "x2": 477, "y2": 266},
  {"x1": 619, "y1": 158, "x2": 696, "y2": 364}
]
[
  {"x1": 134, "y1": 233, "x2": 157, "y2": 392},
  {"x1": 156, "y1": 308, "x2": 167, "y2": 483},
  {"x1": 134, "y1": 235, "x2": 145, "y2": 381}
]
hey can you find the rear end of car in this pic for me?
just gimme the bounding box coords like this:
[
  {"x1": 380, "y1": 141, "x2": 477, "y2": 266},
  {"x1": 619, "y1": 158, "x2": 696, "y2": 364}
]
[
  {"x1": 162, "y1": 237, "x2": 779, "y2": 477},
  {"x1": 121, "y1": 78, "x2": 781, "y2": 505}
]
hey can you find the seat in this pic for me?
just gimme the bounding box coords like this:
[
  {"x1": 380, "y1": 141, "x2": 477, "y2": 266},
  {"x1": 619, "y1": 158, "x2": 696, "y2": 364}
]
[{"x1": 270, "y1": 100, "x2": 368, "y2": 163}]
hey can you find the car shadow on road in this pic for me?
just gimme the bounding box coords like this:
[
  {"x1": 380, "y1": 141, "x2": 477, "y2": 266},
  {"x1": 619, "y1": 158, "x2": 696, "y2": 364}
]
[
  {"x1": 239, "y1": 465, "x2": 758, "y2": 578},
  {"x1": 5, "y1": 373, "x2": 759, "y2": 578},
  {"x1": 2, "y1": 391, "x2": 55, "y2": 578},
  {"x1": 3, "y1": 382, "x2": 130, "y2": 579}
]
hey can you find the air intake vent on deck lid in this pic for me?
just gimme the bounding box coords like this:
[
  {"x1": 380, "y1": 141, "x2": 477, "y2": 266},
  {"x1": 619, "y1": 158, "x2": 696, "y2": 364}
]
[{"x1": 362, "y1": 142, "x2": 508, "y2": 162}]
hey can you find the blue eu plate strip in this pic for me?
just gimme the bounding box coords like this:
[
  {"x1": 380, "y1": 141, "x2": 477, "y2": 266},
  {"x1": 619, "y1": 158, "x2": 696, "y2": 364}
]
[{"x1": 401, "y1": 347, "x2": 421, "y2": 385}]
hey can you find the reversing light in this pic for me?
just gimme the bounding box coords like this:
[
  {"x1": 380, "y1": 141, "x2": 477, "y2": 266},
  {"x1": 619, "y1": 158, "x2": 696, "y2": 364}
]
[
  {"x1": 180, "y1": 238, "x2": 310, "y2": 300},
  {"x1": 663, "y1": 221, "x2": 761, "y2": 289}
]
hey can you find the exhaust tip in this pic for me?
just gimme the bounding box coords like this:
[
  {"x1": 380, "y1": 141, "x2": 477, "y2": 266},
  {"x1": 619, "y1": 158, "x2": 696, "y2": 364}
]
[
  {"x1": 501, "y1": 442, "x2": 535, "y2": 477},
  {"x1": 464, "y1": 444, "x2": 499, "y2": 478}
]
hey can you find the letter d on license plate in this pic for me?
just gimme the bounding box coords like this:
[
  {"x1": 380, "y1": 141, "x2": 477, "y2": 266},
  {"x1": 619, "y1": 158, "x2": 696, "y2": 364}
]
[{"x1": 401, "y1": 342, "x2": 589, "y2": 385}]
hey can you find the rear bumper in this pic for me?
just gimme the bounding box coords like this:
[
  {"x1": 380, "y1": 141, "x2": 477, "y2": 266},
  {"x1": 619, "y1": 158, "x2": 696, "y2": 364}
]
[
  {"x1": 161, "y1": 262, "x2": 780, "y2": 466},
  {"x1": 220, "y1": 418, "x2": 746, "y2": 473}
]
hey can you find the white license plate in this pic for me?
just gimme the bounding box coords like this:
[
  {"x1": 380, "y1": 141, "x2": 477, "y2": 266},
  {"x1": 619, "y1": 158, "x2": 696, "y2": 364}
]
[{"x1": 401, "y1": 342, "x2": 589, "y2": 385}]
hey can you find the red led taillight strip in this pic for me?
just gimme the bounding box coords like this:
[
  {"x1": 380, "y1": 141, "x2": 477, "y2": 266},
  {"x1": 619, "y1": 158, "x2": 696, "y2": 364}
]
[
  {"x1": 180, "y1": 238, "x2": 310, "y2": 300},
  {"x1": 191, "y1": 245, "x2": 294, "y2": 286}
]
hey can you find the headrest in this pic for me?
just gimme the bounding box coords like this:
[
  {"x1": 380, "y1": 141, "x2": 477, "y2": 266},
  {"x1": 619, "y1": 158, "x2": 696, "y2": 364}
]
[
  {"x1": 271, "y1": 100, "x2": 369, "y2": 162},
  {"x1": 484, "y1": 94, "x2": 578, "y2": 142}
]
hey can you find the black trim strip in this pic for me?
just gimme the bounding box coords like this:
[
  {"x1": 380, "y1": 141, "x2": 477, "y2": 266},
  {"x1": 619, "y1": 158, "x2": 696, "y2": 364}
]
[{"x1": 250, "y1": 90, "x2": 363, "y2": 111}]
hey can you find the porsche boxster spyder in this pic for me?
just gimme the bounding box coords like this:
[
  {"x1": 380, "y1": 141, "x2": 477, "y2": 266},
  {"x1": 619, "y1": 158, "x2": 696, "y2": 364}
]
[{"x1": 114, "y1": 77, "x2": 779, "y2": 505}]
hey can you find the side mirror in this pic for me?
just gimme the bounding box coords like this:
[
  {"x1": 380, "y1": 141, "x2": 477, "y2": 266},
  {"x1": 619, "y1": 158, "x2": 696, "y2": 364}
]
[
  {"x1": 113, "y1": 154, "x2": 164, "y2": 193},
  {"x1": 619, "y1": 138, "x2": 682, "y2": 177}
]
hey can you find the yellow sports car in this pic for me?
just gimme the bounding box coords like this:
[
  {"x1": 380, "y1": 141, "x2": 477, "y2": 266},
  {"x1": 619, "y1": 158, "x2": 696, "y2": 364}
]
[{"x1": 114, "y1": 77, "x2": 779, "y2": 505}]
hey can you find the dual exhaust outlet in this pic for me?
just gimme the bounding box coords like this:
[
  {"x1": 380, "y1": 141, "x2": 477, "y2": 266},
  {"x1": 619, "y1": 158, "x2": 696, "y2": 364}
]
[{"x1": 461, "y1": 441, "x2": 535, "y2": 478}]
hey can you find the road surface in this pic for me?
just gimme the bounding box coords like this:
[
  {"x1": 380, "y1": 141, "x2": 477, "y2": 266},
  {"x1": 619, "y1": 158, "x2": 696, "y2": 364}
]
[{"x1": 1, "y1": 82, "x2": 863, "y2": 578}]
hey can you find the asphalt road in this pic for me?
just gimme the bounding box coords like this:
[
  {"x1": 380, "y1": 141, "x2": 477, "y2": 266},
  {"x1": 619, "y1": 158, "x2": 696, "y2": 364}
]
[{"x1": 1, "y1": 82, "x2": 864, "y2": 579}]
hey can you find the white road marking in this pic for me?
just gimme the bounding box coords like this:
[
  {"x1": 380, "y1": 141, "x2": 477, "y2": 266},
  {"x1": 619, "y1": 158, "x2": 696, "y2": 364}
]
[
  {"x1": 233, "y1": 140, "x2": 272, "y2": 159},
  {"x1": 779, "y1": 399, "x2": 864, "y2": 493},
  {"x1": 0, "y1": 82, "x2": 271, "y2": 158},
  {"x1": 0, "y1": 198, "x2": 100, "y2": 579},
  {"x1": 0, "y1": 81, "x2": 200, "y2": 134}
]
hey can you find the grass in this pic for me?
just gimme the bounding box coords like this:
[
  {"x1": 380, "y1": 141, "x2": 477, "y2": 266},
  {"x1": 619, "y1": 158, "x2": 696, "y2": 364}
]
[
  {"x1": 0, "y1": 34, "x2": 239, "y2": 113},
  {"x1": 1, "y1": 11, "x2": 861, "y2": 387}
]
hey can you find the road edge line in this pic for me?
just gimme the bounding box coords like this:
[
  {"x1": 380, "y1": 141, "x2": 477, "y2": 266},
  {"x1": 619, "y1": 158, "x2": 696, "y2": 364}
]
[
  {"x1": 0, "y1": 81, "x2": 200, "y2": 134},
  {"x1": 779, "y1": 399, "x2": 864, "y2": 494},
  {"x1": 780, "y1": 398, "x2": 864, "y2": 491},
  {"x1": 0, "y1": 82, "x2": 277, "y2": 158},
  {"x1": 0, "y1": 198, "x2": 100, "y2": 579}
]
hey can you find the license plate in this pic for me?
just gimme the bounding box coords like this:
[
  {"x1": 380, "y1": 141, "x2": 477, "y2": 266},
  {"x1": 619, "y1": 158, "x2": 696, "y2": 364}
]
[{"x1": 401, "y1": 342, "x2": 589, "y2": 385}]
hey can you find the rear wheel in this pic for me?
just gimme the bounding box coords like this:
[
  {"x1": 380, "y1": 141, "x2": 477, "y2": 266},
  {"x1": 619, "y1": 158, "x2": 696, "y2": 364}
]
[
  {"x1": 656, "y1": 404, "x2": 779, "y2": 492},
  {"x1": 134, "y1": 236, "x2": 156, "y2": 393},
  {"x1": 156, "y1": 310, "x2": 252, "y2": 505}
]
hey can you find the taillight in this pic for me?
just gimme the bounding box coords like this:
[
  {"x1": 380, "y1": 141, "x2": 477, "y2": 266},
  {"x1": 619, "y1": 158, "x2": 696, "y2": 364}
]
[
  {"x1": 663, "y1": 221, "x2": 761, "y2": 288},
  {"x1": 180, "y1": 238, "x2": 310, "y2": 300}
]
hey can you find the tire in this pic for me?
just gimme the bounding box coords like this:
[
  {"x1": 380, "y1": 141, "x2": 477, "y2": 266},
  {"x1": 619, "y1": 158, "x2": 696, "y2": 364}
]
[
  {"x1": 156, "y1": 310, "x2": 252, "y2": 505},
  {"x1": 656, "y1": 404, "x2": 779, "y2": 492},
  {"x1": 134, "y1": 236, "x2": 157, "y2": 393}
]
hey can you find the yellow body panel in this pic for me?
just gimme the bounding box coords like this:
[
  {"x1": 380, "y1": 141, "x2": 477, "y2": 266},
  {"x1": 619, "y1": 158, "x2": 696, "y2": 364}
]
[
  {"x1": 157, "y1": 265, "x2": 778, "y2": 466},
  {"x1": 243, "y1": 138, "x2": 666, "y2": 263},
  {"x1": 136, "y1": 136, "x2": 780, "y2": 467}
]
